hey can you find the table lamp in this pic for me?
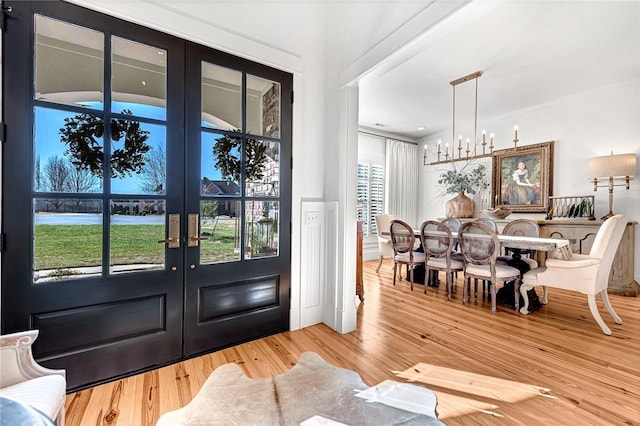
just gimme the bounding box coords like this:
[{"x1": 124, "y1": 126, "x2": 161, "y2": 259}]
[{"x1": 588, "y1": 152, "x2": 636, "y2": 220}]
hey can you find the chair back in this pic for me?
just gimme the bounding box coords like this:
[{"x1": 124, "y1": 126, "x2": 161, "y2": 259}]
[
  {"x1": 420, "y1": 220, "x2": 454, "y2": 259},
  {"x1": 375, "y1": 214, "x2": 394, "y2": 238},
  {"x1": 440, "y1": 217, "x2": 462, "y2": 233},
  {"x1": 474, "y1": 218, "x2": 498, "y2": 232},
  {"x1": 458, "y1": 221, "x2": 500, "y2": 266},
  {"x1": 389, "y1": 219, "x2": 416, "y2": 255},
  {"x1": 502, "y1": 219, "x2": 540, "y2": 257},
  {"x1": 589, "y1": 215, "x2": 627, "y2": 291}
]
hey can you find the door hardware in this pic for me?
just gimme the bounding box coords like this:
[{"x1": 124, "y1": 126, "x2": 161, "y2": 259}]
[
  {"x1": 158, "y1": 213, "x2": 180, "y2": 248},
  {"x1": 187, "y1": 213, "x2": 209, "y2": 247}
]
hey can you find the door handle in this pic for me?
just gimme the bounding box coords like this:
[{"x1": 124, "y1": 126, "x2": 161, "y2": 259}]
[
  {"x1": 188, "y1": 213, "x2": 209, "y2": 247},
  {"x1": 158, "y1": 213, "x2": 180, "y2": 248}
]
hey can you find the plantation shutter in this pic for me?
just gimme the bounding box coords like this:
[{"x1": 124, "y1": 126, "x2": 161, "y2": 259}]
[{"x1": 356, "y1": 163, "x2": 385, "y2": 237}]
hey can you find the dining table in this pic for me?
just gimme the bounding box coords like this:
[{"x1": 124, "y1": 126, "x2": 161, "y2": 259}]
[
  {"x1": 385, "y1": 229, "x2": 572, "y2": 266},
  {"x1": 385, "y1": 227, "x2": 572, "y2": 312}
]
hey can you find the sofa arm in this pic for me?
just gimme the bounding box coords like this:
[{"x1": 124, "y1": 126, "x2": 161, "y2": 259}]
[{"x1": 0, "y1": 330, "x2": 65, "y2": 388}]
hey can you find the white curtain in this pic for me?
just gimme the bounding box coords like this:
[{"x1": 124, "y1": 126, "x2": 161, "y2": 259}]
[{"x1": 385, "y1": 139, "x2": 419, "y2": 227}]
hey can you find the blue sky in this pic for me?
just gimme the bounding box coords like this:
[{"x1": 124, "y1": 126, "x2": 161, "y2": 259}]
[{"x1": 34, "y1": 102, "x2": 227, "y2": 194}]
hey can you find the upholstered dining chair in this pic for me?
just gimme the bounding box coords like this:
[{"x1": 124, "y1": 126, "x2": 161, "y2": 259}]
[
  {"x1": 420, "y1": 220, "x2": 464, "y2": 299},
  {"x1": 458, "y1": 222, "x2": 522, "y2": 314},
  {"x1": 440, "y1": 217, "x2": 462, "y2": 252},
  {"x1": 440, "y1": 217, "x2": 462, "y2": 234},
  {"x1": 374, "y1": 214, "x2": 395, "y2": 273},
  {"x1": 521, "y1": 214, "x2": 627, "y2": 335},
  {"x1": 389, "y1": 219, "x2": 426, "y2": 291},
  {"x1": 497, "y1": 219, "x2": 541, "y2": 269},
  {"x1": 474, "y1": 217, "x2": 498, "y2": 232}
]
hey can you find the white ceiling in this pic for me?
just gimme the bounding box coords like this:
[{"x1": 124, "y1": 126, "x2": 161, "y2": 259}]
[{"x1": 358, "y1": 0, "x2": 640, "y2": 140}]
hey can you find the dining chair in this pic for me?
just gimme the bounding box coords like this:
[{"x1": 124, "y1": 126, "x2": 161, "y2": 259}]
[
  {"x1": 472, "y1": 218, "x2": 498, "y2": 296},
  {"x1": 497, "y1": 219, "x2": 540, "y2": 270},
  {"x1": 440, "y1": 217, "x2": 462, "y2": 233},
  {"x1": 521, "y1": 214, "x2": 627, "y2": 335},
  {"x1": 440, "y1": 217, "x2": 462, "y2": 251},
  {"x1": 389, "y1": 219, "x2": 426, "y2": 291},
  {"x1": 458, "y1": 221, "x2": 522, "y2": 314},
  {"x1": 374, "y1": 214, "x2": 395, "y2": 273},
  {"x1": 420, "y1": 220, "x2": 464, "y2": 299},
  {"x1": 474, "y1": 217, "x2": 498, "y2": 232}
]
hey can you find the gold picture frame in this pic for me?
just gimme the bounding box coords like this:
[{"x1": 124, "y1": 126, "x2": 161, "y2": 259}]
[{"x1": 491, "y1": 141, "x2": 554, "y2": 213}]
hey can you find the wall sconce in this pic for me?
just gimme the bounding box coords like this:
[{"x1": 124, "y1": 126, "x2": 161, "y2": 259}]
[{"x1": 588, "y1": 152, "x2": 636, "y2": 220}]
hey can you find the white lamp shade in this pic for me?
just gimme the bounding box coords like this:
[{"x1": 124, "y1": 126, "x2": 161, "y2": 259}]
[{"x1": 589, "y1": 153, "x2": 637, "y2": 178}]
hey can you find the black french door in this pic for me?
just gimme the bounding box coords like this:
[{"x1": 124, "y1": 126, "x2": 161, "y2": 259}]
[{"x1": 1, "y1": 0, "x2": 291, "y2": 390}]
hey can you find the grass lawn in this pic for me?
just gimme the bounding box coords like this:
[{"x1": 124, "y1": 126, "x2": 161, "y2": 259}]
[{"x1": 34, "y1": 220, "x2": 240, "y2": 271}]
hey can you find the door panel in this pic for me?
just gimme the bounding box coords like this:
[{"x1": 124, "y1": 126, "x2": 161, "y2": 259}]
[
  {"x1": 3, "y1": 0, "x2": 291, "y2": 391},
  {"x1": 183, "y1": 46, "x2": 292, "y2": 356},
  {"x1": 3, "y1": 1, "x2": 185, "y2": 390}
]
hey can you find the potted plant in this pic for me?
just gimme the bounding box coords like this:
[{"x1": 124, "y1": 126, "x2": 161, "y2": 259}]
[{"x1": 437, "y1": 163, "x2": 489, "y2": 218}]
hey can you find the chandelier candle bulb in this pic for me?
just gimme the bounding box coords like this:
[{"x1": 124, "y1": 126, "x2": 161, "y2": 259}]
[{"x1": 480, "y1": 130, "x2": 486, "y2": 154}]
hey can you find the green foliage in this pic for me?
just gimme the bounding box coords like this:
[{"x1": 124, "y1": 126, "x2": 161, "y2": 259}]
[
  {"x1": 212, "y1": 131, "x2": 267, "y2": 183},
  {"x1": 437, "y1": 163, "x2": 488, "y2": 195},
  {"x1": 59, "y1": 110, "x2": 150, "y2": 178},
  {"x1": 201, "y1": 200, "x2": 219, "y2": 220}
]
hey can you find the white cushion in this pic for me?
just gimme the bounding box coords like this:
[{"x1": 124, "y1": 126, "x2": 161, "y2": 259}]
[
  {"x1": 0, "y1": 375, "x2": 66, "y2": 420},
  {"x1": 426, "y1": 257, "x2": 463, "y2": 270},
  {"x1": 395, "y1": 252, "x2": 426, "y2": 263},
  {"x1": 465, "y1": 263, "x2": 521, "y2": 279}
]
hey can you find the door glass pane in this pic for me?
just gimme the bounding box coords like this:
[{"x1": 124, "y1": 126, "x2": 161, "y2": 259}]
[
  {"x1": 201, "y1": 132, "x2": 241, "y2": 196},
  {"x1": 109, "y1": 199, "x2": 165, "y2": 274},
  {"x1": 246, "y1": 74, "x2": 280, "y2": 138},
  {"x1": 245, "y1": 201, "x2": 279, "y2": 259},
  {"x1": 35, "y1": 107, "x2": 104, "y2": 193},
  {"x1": 201, "y1": 62, "x2": 241, "y2": 130},
  {"x1": 33, "y1": 198, "x2": 103, "y2": 283},
  {"x1": 35, "y1": 15, "x2": 104, "y2": 109},
  {"x1": 112, "y1": 36, "x2": 167, "y2": 120},
  {"x1": 110, "y1": 119, "x2": 166, "y2": 195},
  {"x1": 199, "y1": 200, "x2": 241, "y2": 264},
  {"x1": 245, "y1": 139, "x2": 279, "y2": 197}
]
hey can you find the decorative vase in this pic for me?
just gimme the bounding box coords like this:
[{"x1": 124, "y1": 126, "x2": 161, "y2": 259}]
[{"x1": 446, "y1": 191, "x2": 475, "y2": 218}]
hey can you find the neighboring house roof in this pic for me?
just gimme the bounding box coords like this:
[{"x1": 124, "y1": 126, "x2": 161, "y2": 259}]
[{"x1": 201, "y1": 177, "x2": 241, "y2": 195}]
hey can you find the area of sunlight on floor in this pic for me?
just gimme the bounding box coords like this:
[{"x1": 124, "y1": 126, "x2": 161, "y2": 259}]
[{"x1": 395, "y1": 363, "x2": 556, "y2": 419}]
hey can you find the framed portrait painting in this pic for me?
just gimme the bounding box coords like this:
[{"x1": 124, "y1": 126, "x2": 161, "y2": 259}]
[{"x1": 491, "y1": 141, "x2": 554, "y2": 213}]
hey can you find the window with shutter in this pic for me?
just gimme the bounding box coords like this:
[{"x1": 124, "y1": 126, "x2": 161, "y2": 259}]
[{"x1": 357, "y1": 163, "x2": 384, "y2": 237}]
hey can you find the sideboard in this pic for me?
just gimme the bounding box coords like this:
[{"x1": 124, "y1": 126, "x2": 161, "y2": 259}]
[{"x1": 537, "y1": 220, "x2": 638, "y2": 296}]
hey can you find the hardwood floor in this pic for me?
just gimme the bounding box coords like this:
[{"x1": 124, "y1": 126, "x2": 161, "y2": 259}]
[{"x1": 65, "y1": 259, "x2": 640, "y2": 425}]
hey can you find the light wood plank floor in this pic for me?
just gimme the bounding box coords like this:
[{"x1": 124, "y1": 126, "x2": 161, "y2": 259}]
[{"x1": 65, "y1": 259, "x2": 640, "y2": 425}]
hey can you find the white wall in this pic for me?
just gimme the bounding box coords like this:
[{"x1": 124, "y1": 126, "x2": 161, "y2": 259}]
[
  {"x1": 322, "y1": 0, "x2": 468, "y2": 332},
  {"x1": 419, "y1": 78, "x2": 640, "y2": 283}
]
